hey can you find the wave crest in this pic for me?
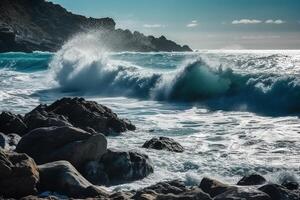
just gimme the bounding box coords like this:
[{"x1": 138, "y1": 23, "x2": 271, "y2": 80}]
[{"x1": 48, "y1": 34, "x2": 300, "y2": 115}]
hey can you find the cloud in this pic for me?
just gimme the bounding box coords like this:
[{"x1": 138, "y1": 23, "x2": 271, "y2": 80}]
[
  {"x1": 232, "y1": 19, "x2": 286, "y2": 25},
  {"x1": 265, "y1": 19, "x2": 285, "y2": 24},
  {"x1": 232, "y1": 19, "x2": 262, "y2": 24},
  {"x1": 143, "y1": 24, "x2": 165, "y2": 28},
  {"x1": 241, "y1": 35, "x2": 281, "y2": 40},
  {"x1": 187, "y1": 20, "x2": 198, "y2": 28}
]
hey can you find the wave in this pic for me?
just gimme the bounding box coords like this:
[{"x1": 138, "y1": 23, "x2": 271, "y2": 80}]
[
  {"x1": 47, "y1": 33, "x2": 300, "y2": 116},
  {"x1": 0, "y1": 52, "x2": 52, "y2": 72}
]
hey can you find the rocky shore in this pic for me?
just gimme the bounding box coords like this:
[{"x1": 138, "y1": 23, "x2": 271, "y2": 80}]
[
  {"x1": 0, "y1": 97, "x2": 299, "y2": 200},
  {"x1": 0, "y1": 0, "x2": 192, "y2": 53}
]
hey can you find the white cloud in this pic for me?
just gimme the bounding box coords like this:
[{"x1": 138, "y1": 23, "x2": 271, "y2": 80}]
[
  {"x1": 187, "y1": 20, "x2": 198, "y2": 28},
  {"x1": 232, "y1": 19, "x2": 262, "y2": 24},
  {"x1": 265, "y1": 19, "x2": 285, "y2": 24},
  {"x1": 143, "y1": 24, "x2": 165, "y2": 28}
]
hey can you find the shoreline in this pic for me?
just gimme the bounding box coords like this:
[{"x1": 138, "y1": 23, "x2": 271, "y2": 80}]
[{"x1": 0, "y1": 97, "x2": 299, "y2": 200}]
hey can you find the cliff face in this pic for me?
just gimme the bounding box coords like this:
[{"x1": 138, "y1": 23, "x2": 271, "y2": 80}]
[{"x1": 0, "y1": 0, "x2": 192, "y2": 53}]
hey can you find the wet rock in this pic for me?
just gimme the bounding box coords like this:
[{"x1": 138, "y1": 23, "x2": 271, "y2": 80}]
[
  {"x1": 109, "y1": 191, "x2": 135, "y2": 200},
  {"x1": 237, "y1": 173, "x2": 267, "y2": 186},
  {"x1": 0, "y1": 132, "x2": 21, "y2": 150},
  {"x1": 18, "y1": 196, "x2": 60, "y2": 200},
  {"x1": 42, "y1": 97, "x2": 135, "y2": 135},
  {"x1": 16, "y1": 126, "x2": 107, "y2": 168},
  {"x1": 24, "y1": 105, "x2": 72, "y2": 132},
  {"x1": 259, "y1": 184, "x2": 299, "y2": 200},
  {"x1": 133, "y1": 180, "x2": 211, "y2": 200},
  {"x1": 199, "y1": 177, "x2": 235, "y2": 198},
  {"x1": 281, "y1": 180, "x2": 299, "y2": 190},
  {"x1": 214, "y1": 187, "x2": 271, "y2": 200},
  {"x1": 0, "y1": 111, "x2": 27, "y2": 135},
  {"x1": 84, "y1": 149, "x2": 153, "y2": 185},
  {"x1": 0, "y1": 149, "x2": 39, "y2": 198},
  {"x1": 38, "y1": 161, "x2": 109, "y2": 198},
  {"x1": 142, "y1": 137, "x2": 184, "y2": 152}
]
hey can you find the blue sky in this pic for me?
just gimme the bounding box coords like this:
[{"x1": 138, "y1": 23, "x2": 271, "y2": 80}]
[{"x1": 49, "y1": 0, "x2": 300, "y2": 49}]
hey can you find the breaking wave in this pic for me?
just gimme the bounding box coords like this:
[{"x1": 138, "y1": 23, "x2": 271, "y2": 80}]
[{"x1": 47, "y1": 33, "x2": 300, "y2": 116}]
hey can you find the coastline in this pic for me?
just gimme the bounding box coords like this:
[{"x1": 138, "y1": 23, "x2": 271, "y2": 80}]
[{"x1": 0, "y1": 97, "x2": 299, "y2": 199}]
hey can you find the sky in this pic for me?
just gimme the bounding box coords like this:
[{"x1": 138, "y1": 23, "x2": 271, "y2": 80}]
[{"x1": 49, "y1": 0, "x2": 300, "y2": 49}]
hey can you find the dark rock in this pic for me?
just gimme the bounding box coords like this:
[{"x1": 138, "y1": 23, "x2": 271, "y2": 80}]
[
  {"x1": 199, "y1": 177, "x2": 235, "y2": 198},
  {"x1": 237, "y1": 174, "x2": 267, "y2": 186},
  {"x1": 16, "y1": 126, "x2": 107, "y2": 168},
  {"x1": 24, "y1": 105, "x2": 72, "y2": 132},
  {"x1": 142, "y1": 137, "x2": 184, "y2": 152},
  {"x1": 38, "y1": 161, "x2": 109, "y2": 198},
  {"x1": 282, "y1": 180, "x2": 299, "y2": 190},
  {"x1": 0, "y1": 111, "x2": 27, "y2": 135},
  {"x1": 109, "y1": 191, "x2": 135, "y2": 200},
  {"x1": 43, "y1": 97, "x2": 135, "y2": 135},
  {"x1": 156, "y1": 188, "x2": 212, "y2": 200},
  {"x1": 259, "y1": 184, "x2": 299, "y2": 200},
  {"x1": 84, "y1": 149, "x2": 153, "y2": 185},
  {"x1": 133, "y1": 180, "x2": 211, "y2": 200},
  {"x1": 0, "y1": 0, "x2": 191, "y2": 52},
  {"x1": 0, "y1": 149, "x2": 39, "y2": 198},
  {"x1": 20, "y1": 196, "x2": 59, "y2": 200},
  {"x1": 214, "y1": 187, "x2": 271, "y2": 200},
  {"x1": 0, "y1": 132, "x2": 21, "y2": 150}
]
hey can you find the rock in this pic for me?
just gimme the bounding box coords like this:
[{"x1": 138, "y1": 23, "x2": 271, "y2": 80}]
[
  {"x1": 19, "y1": 196, "x2": 60, "y2": 200},
  {"x1": 0, "y1": 132, "x2": 21, "y2": 150},
  {"x1": 16, "y1": 126, "x2": 107, "y2": 168},
  {"x1": 142, "y1": 137, "x2": 184, "y2": 153},
  {"x1": 0, "y1": 111, "x2": 27, "y2": 135},
  {"x1": 237, "y1": 174, "x2": 267, "y2": 186},
  {"x1": 84, "y1": 149, "x2": 153, "y2": 185},
  {"x1": 0, "y1": 149, "x2": 39, "y2": 198},
  {"x1": 42, "y1": 97, "x2": 135, "y2": 135},
  {"x1": 24, "y1": 105, "x2": 72, "y2": 132},
  {"x1": 155, "y1": 188, "x2": 212, "y2": 200},
  {"x1": 109, "y1": 191, "x2": 135, "y2": 200},
  {"x1": 38, "y1": 161, "x2": 109, "y2": 198},
  {"x1": 199, "y1": 177, "x2": 235, "y2": 198},
  {"x1": 133, "y1": 180, "x2": 211, "y2": 200},
  {"x1": 214, "y1": 187, "x2": 271, "y2": 200},
  {"x1": 282, "y1": 180, "x2": 299, "y2": 190},
  {"x1": 0, "y1": 0, "x2": 191, "y2": 53},
  {"x1": 259, "y1": 184, "x2": 299, "y2": 200}
]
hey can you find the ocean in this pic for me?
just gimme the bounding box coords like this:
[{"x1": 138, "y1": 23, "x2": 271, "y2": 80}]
[{"x1": 0, "y1": 35, "x2": 299, "y2": 191}]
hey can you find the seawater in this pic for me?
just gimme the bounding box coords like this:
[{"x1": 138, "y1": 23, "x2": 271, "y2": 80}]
[{"x1": 0, "y1": 37, "x2": 299, "y2": 191}]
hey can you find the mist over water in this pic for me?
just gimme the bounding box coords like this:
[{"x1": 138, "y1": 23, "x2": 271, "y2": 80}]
[{"x1": 0, "y1": 32, "x2": 300, "y2": 191}]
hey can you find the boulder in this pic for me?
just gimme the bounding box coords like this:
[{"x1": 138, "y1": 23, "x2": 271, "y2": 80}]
[
  {"x1": 38, "y1": 161, "x2": 109, "y2": 198},
  {"x1": 16, "y1": 126, "x2": 107, "y2": 168},
  {"x1": 20, "y1": 196, "x2": 60, "y2": 200},
  {"x1": 0, "y1": 132, "x2": 21, "y2": 150},
  {"x1": 259, "y1": 184, "x2": 299, "y2": 200},
  {"x1": 0, "y1": 149, "x2": 39, "y2": 198},
  {"x1": 24, "y1": 105, "x2": 72, "y2": 132},
  {"x1": 84, "y1": 149, "x2": 153, "y2": 185},
  {"x1": 282, "y1": 180, "x2": 299, "y2": 190},
  {"x1": 237, "y1": 174, "x2": 267, "y2": 186},
  {"x1": 199, "y1": 177, "x2": 235, "y2": 198},
  {"x1": 109, "y1": 191, "x2": 135, "y2": 200},
  {"x1": 133, "y1": 180, "x2": 211, "y2": 200},
  {"x1": 0, "y1": 111, "x2": 27, "y2": 135},
  {"x1": 43, "y1": 97, "x2": 135, "y2": 135},
  {"x1": 214, "y1": 187, "x2": 271, "y2": 200},
  {"x1": 142, "y1": 137, "x2": 184, "y2": 152}
]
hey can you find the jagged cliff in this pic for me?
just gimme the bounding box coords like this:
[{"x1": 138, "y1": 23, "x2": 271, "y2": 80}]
[{"x1": 0, "y1": 0, "x2": 192, "y2": 53}]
